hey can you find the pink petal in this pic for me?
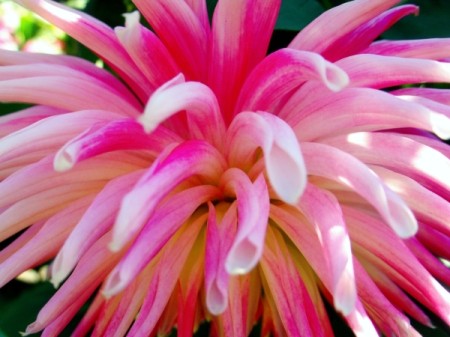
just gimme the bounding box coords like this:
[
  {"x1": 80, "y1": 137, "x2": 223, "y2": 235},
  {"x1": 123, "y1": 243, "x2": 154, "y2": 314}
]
[
  {"x1": 139, "y1": 74, "x2": 226, "y2": 149},
  {"x1": 220, "y1": 171, "x2": 269, "y2": 275},
  {"x1": 0, "y1": 105, "x2": 66, "y2": 137},
  {"x1": 293, "y1": 87, "x2": 450, "y2": 141},
  {"x1": 392, "y1": 87, "x2": 450, "y2": 106},
  {"x1": 338, "y1": 54, "x2": 450, "y2": 89},
  {"x1": 289, "y1": 0, "x2": 399, "y2": 53},
  {"x1": 24, "y1": 233, "x2": 124, "y2": 335},
  {"x1": 0, "y1": 196, "x2": 91, "y2": 287},
  {"x1": 260, "y1": 226, "x2": 322, "y2": 337},
  {"x1": 326, "y1": 132, "x2": 450, "y2": 199},
  {"x1": 0, "y1": 110, "x2": 120, "y2": 163},
  {"x1": 205, "y1": 202, "x2": 237, "y2": 315},
  {"x1": 115, "y1": 11, "x2": 179, "y2": 92},
  {"x1": 51, "y1": 171, "x2": 143, "y2": 287},
  {"x1": 344, "y1": 207, "x2": 450, "y2": 326},
  {"x1": 364, "y1": 38, "x2": 450, "y2": 60},
  {"x1": 298, "y1": 184, "x2": 356, "y2": 315},
  {"x1": 209, "y1": 0, "x2": 281, "y2": 121},
  {"x1": 110, "y1": 140, "x2": 225, "y2": 251},
  {"x1": 321, "y1": 5, "x2": 418, "y2": 61},
  {"x1": 14, "y1": 0, "x2": 152, "y2": 101},
  {"x1": 54, "y1": 118, "x2": 180, "y2": 172},
  {"x1": 0, "y1": 49, "x2": 140, "y2": 105},
  {"x1": 0, "y1": 77, "x2": 139, "y2": 115},
  {"x1": 132, "y1": 0, "x2": 209, "y2": 81},
  {"x1": 235, "y1": 48, "x2": 348, "y2": 113},
  {"x1": 302, "y1": 142, "x2": 418, "y2": 238},
  {"x1": 103, "y1": 185, "x2": 220, "y2": 296},
  {"x1": 0, "y1": 63, "x2": 141, "y2": 110},
  {"x1": 226, "y1": 111, "x2": 306, "y2": 204},
  {"x1": 126, "y1": 213, "x2": 206, "y2": 337}
]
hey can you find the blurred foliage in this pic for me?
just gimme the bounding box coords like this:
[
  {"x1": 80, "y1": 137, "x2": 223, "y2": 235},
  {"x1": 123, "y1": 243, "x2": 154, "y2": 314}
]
[{"x1": 0, "y1": 0, "x2": 450, "y2": 336}]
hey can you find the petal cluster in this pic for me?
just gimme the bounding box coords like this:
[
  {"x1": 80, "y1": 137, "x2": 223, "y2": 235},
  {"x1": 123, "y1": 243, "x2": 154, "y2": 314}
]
[{"x1": 0, "y1": 0, "x2": 450, "y2": 336}]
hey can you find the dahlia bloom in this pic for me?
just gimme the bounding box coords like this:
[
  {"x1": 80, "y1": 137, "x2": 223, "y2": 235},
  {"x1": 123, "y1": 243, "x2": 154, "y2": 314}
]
[{"x1": 1, "y1": 0, "x2": 450, "y2": 336}]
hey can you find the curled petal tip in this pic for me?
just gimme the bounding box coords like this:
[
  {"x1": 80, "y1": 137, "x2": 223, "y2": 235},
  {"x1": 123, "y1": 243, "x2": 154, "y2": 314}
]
[
  {"x1": 323, "y1": 63, "x2": 349, "y2": 92},
  {"x1": 53, "y1": 149, "x2": 74, "y2": 172},
  {"x1": 102, "y1": 269, "x2": 127, "y2": 299},
  {"x1": 206, "y1": 283, "x2": 228, "y2": 316}
]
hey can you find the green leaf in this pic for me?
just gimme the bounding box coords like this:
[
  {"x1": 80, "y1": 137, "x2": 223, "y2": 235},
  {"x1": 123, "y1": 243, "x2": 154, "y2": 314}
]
[{"x1": 276, "y1": 0, "x2": 325, "y2": 31}]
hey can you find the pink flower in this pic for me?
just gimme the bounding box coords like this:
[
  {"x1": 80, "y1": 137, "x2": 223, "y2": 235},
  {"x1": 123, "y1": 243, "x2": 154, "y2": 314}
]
[{"x1": 0, "y1": 0, "x2": 450, "y2": 336}]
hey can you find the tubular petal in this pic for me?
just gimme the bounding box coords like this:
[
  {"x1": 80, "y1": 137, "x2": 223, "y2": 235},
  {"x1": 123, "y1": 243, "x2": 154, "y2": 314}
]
[
  {"x1": 227, "y1": 111, "x2": 306, "y2": 204},
  {"x1": 293, "y1": 87, "x2": 450, "y2": 141},
  {"x1": 110, "y1": 140, "x2": 225, "y2": 251},
  {"x1": 298, "y1": 184, "x2": 356, "y2": 315},
  {"x1": 221, "y1": 170, "x2": 269, "y2": 275},
  {"x1": 302, "y1": 142, "x2": 418, "y2": 238},
  {"x1": 132, "y1": 0, "x2": 209, "y2": 81},
  {"x1": 115, "y1": 11, "x2": 179, "y2": 92},
  {"x1": 103, "y1": 185, "x2": 220, "y2": 297},
  {"x1": 139, "y1": 74, "x2": 226, "y2": 148},
  {"x1": 289, "y1": 0, "x2": 400, "y2": 53},
  {"x1": 235, "y1": 48, "x2": 349, "y2": 113},
  {"x1": 338, "y1": 54, "x2": 450, "y2": 89},
  {"x1": 54, "y1": 119, "x2": 179, "y2": 172},
  {"x1": 51, "y1": 171, "x2": 143, "y2": 287},
  {"x1": 14, "y1": 0, "x2": 152, "y2": 101},
  {"x1": 209, "y1": 0, "x2": 281, "y2": 121},
  {"x1": 364, "y1": 38, "x2": 450, "y2": 60},
  {"x1": 205, "y1": 203, "x2": 237, "y2": 315},
  {"x1": 321, "y1": 5, "x2": 418, "y2": 61}
]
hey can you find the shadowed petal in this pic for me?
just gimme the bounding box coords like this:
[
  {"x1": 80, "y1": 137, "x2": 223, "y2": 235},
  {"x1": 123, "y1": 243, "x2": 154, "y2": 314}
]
[{"x1": 220, "y1": 170, "x2": 269, "y2": 275}]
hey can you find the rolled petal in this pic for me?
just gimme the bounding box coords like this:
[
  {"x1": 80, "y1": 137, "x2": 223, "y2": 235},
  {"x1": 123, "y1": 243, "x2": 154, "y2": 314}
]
[
  {"x1": 51, "y1": 171, "x2": 143, "y2": 287},
  {"x1": 24, "y1": 233, "x2": 124, "y2": 335},
  {"x1": 205, "y1": 202, "x2": 237, "y2": 315},
  {"x1": 132, "y1": 0, "x2": 209, "y2": 81},
  {"x1": 338, "y1": 54, "x2": 450, "y2": 89},
  {"x1": 292, "y1": 87, "x2": 450, "y2": 141},
  {"x1": 220, "y1": 170, "x2": 269, "y2": 275},
  {"x1": 110, "y1": 140, "x2": 225, "y2": 251},
  {"x1": 0, "y1": 110, "x2": 120, "y2": 163},
  {"x1": 289, "y1": 0, "x2": 399, "y2": 53},
  {"x1": 0, "y1": 196, "x2": 92, "y2": 288},
  {"x1": 326, "y1": 132, "x2": 450, "y2": 199},
  {"x1": 139, "y1": 74, "x2": 226, "y2": 149},
  {"x1": 321, "y1": 5, "x2": 418, "y2": 61},
  {"x1": 0, "y1": 49, "x2": 140, "y2": 105},
  {"x1": 364, "y1": 38, "x2": 450, "y2": 60},
  {"x1": 14, "y1": 0, "x2": 152, "y2": 100},
  {"x1": 126, "y1": 214, "x2": 206, "y2": 337},
  {"x1": 0, "y1": 76, "x2": 140, "y2": 115},
  {"x1": 302, "y1": 142, "x2": 418, "y2": 238},
  {"x1": 103, "y1": 185, "x2": 220, "y2": 296},
  {"x1": 115, "y1": 11, "x2": 179, "y2": 92},
  {"x1": 298, "y1": 184, "x2": 356, "y2": 315},
  {"x1": 235, "y1": 48, "x2": 349, "y2": 113},
  {"x1": 54, "y1": 118, "x2": 180, "y2": 172},
  {"x1": 227, "y1": 111, "x2": 306, "y2": 204},
  {"x1": 209, "y1": 0, "x2": 281, "y2": 121}
]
